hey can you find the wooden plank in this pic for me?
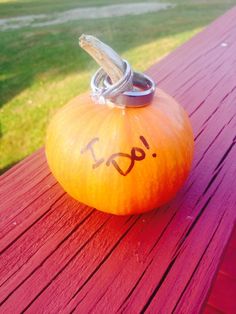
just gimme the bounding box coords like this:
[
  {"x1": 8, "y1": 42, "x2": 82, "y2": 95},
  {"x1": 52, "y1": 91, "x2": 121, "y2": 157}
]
[
  {"x1": 206, "y1": 273, "x2": 236, "y2": 313},
  {"x1": 204, "y1": 304, "x2": 223, "y2": 314},
  {"x1": 219, "y1": 242, "x2": 236, "y2": 279},
  {"x1": 204, "y1": 225, "x2": 236, "y2": 313},
  {"x1": 1, "y1": 7, "x2": 236, "y2": 313}
]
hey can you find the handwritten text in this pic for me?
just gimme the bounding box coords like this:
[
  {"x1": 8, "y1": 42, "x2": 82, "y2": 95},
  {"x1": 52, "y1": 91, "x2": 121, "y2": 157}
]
[{"x1": 81, "y1": 135, "x2": 157, "y2": 176}]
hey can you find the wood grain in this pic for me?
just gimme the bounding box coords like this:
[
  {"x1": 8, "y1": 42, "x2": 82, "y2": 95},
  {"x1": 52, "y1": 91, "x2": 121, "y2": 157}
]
[
  {"x1": 1, "y1": 7, "x2": 236, "y2": 313},
  {"x1": 204, "y1": 225, "x2": 236, "y2": 313}
]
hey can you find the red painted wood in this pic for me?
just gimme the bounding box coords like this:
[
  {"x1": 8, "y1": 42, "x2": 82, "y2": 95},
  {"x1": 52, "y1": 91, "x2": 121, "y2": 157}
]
[
  {"x1": 204, "y1": 304, "x2": 223, "y2": 314},
  {"x1": 204, "y1": 225, "x2": 236, "y2": 314},
  {"x1": 1, "y1": 7, "x2": 236, "y2": 313},
  {"x1": 219, "y1": 244, "x2": 236, "y2": 279},
  {"x1": 228, "y1": 227, "x2": 236, "y2": 249},
  {"x1": 206, "y1": 273, "x2": 236, "y2": 314}
]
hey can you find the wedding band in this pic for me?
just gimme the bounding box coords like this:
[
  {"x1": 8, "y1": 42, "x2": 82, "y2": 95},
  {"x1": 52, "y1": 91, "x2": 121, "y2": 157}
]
[
  {"x1": 91, "y1": 60, "x2": 133, "y2": 99},
  {"x1": 108, "y1": 72, "x2": 156, "y2": 107},
  {"x1": 91, "y1": 60, "x2": 156, "y2": 107}
]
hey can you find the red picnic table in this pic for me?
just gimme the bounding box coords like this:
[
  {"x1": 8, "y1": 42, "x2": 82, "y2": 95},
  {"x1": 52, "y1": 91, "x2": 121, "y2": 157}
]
[{"x1": 1, "y1": 7, "x2": 236, "y2": 314}]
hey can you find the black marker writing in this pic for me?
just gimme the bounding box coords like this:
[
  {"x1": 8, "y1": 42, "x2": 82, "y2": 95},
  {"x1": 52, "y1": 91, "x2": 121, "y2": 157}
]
[
  {"x1": 81, "y1": 135, "x2": 157, "y2": 175},
  {"x1": 81, "y1": 137, "x2": 105, "y2": 169},
  {"x1": 139, "y1": 135, "x2": 150, "y2": 149},
  {"x1": 106, "y1": 147, "x2": 146, "y2": 176}
]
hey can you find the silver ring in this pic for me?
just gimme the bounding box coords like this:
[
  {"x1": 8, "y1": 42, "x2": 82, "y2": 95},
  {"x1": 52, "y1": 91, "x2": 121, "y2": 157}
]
[
  {"x1": 91, "y1": 60, "x2": 156, "y2": 107},
  {"x1": 91, "y1": 60, "x2": 133, "y2": 99}
]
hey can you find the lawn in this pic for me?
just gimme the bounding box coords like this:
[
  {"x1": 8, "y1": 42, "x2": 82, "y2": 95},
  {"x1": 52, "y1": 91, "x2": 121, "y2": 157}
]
[{"x1": 0, "y1": 0, "x2": 236, "y2": 173}]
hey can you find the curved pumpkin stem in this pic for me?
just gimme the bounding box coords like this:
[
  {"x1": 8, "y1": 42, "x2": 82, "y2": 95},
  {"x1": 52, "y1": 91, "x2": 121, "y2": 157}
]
[{"x1": 79, "y1": 34, "x2": 127, "y2": 84}]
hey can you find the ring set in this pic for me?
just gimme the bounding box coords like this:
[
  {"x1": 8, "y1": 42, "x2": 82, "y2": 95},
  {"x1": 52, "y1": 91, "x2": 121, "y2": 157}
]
[{"x1": 91, "y1": 60, "x2": 156, "y2": 107}]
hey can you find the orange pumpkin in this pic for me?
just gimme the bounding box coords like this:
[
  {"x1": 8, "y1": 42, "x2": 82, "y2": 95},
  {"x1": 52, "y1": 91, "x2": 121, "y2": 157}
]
[{"x1": 46, "y1": 87, "x2": 194, "y2": 215}]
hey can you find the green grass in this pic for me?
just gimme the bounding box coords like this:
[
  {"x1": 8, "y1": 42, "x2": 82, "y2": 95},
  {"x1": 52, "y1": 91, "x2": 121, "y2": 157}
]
[
  {"x1": 0, "y1": 0, "x2": 236, "y2": 173},
  {"x1": 0, "y1": 0, "x2": 155, "y2": 17}
]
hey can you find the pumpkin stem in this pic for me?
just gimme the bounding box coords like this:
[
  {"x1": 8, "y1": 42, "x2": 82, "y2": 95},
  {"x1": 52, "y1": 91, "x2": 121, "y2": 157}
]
[{"x1": 79, "y1": 34, "x2": 127, "y2": 84}]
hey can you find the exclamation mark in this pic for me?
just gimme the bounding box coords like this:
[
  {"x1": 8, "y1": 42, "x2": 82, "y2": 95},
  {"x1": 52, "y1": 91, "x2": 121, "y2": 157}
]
[
  {"x1": 139, "y1": 136, "x2": 150, "y2": 149},
  {"x1": 139, "y1": 135, "x2": 157, "y2": 158}
]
